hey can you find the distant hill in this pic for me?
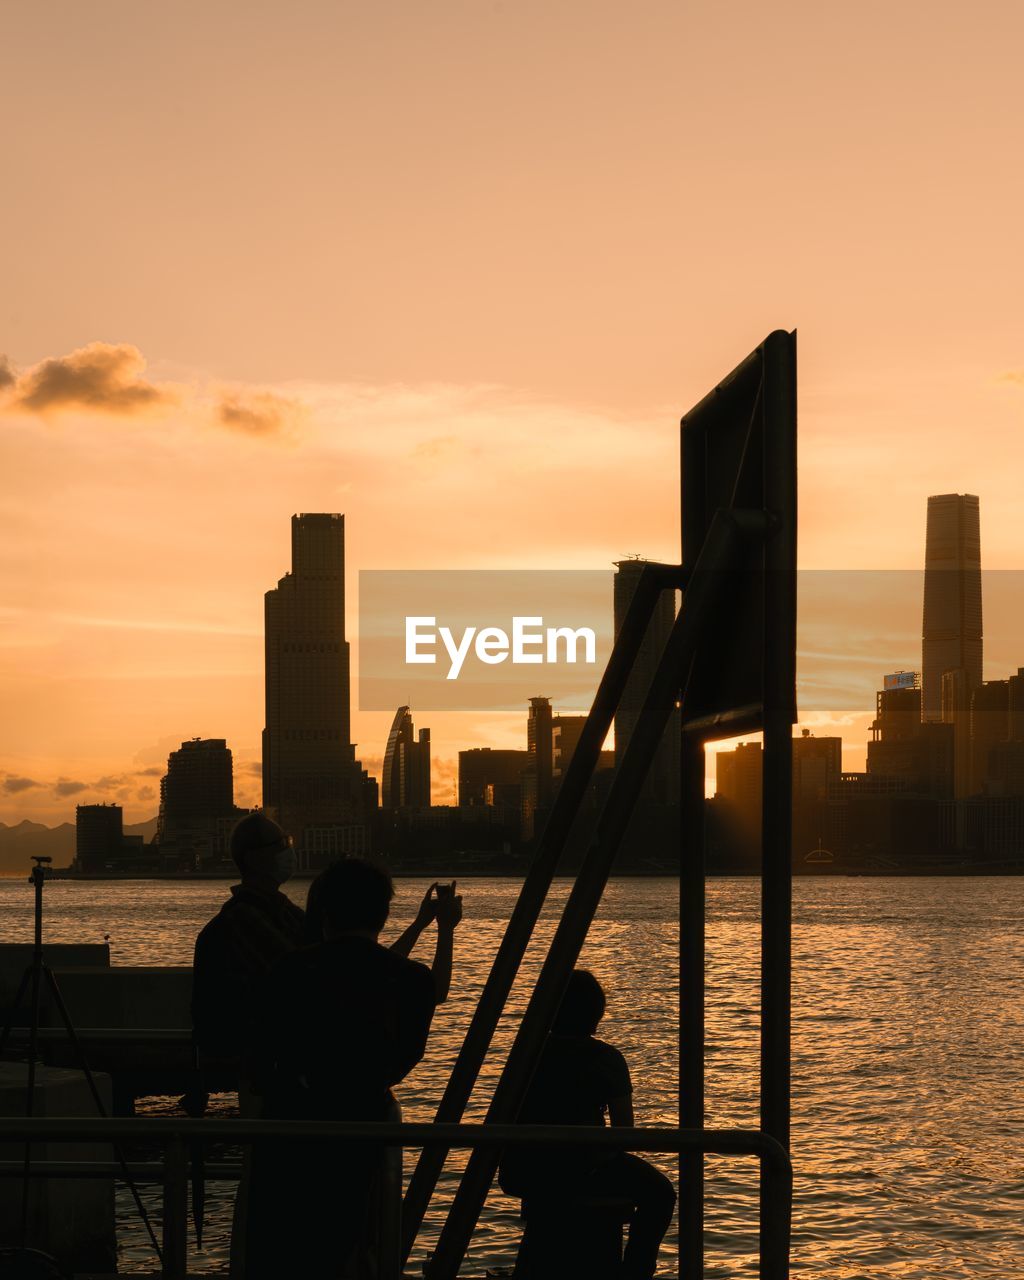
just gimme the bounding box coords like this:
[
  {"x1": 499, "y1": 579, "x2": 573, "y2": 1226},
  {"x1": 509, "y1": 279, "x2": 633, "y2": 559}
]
[{"x1": 0, "y1": 817, "x2": 158, "y2": 874}]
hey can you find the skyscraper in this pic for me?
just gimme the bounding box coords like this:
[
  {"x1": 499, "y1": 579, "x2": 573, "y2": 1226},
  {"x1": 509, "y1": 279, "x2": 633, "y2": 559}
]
[
  {"x1": 613, "y1": 559, "x2": 680, "y2": 804},
  {"x1": 263, "y1": 513, "x2": 366, "y2": 847},
  {"x1": 158, "y1": 737, "x2": 238, "y2": 865},
  {"x1": 76, "y1": 804, "x2": 124, "y2": 872},
  {"x1": 922, "y1": 494, "x2": 982, "y2": 723},
  {"x1": 382, "y1": 706, "x2": 431, "y2": 808},
  {"x1": 521, "y1": 696, "x2": 554, "y2": 837}
]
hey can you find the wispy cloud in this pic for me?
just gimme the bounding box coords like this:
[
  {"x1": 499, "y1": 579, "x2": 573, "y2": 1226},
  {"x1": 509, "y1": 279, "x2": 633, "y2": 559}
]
[
  {"x1": 2, "y1": 341, "x2": 312, "y2": 444},
  {"x1": 215, "y1": 389, "x2": 305, "y2": 437},
  {"x1": 2, "y1": 775, "x2": 42, "y2": 794},
  {"x1": 5, "y1": 343, "x2": 173, "y2": 416},
  {"x1": 54, "y1": 778, "x2": 89, "y2": 797}
]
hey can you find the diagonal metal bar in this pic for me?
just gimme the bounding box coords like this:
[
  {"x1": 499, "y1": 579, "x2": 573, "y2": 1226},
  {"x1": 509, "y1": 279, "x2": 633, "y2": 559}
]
[
  {"x1": 400, "y1": 559, "x2": 682, "y2": 1261},
  {"x1": 424, "y1": 508, "x2": 768, "y2": 1280}
]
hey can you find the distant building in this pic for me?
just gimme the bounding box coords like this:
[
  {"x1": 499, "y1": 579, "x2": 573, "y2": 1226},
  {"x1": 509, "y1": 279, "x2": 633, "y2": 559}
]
[
  {"x1": 969, "y1": 680, "x2": 1010, "y2": 796},
  {"x1": 263, "y1": 514, "x2": 370, "y2": 851},
  {"x1": 459, "y1": 748, "x2": 530, "y2": 808},
  {"x1": 521, "y1": 697, "x2": 554, "y2": 837},
  {"x1": 552, "y1": 715, "x2": 588, "y2": 783},
  {"x1": 874, "y1": 676, "x2": 922, "y2": 741},
  {"x1": 963, "y1": 795, "x2": 1024, "y2": 863},
  {"x1": 158, "y1": 738, "x2": 240, "y2": 867},
  {"x1": 75, "y1": 804, "x2": 124, "y2": 873},
  {"x1": 715, "y1": 741, "x2": 763, "y2": 850},
  {"x1": 613, "y1": 559, "x2": 680, "y2": 805},
  {"x1": 382, "y1": 707, "x2": 431, "y2": 808},
  {"x1": 986, "y1": 741, "x2": 1024, "y2": 797},
  {"x1": 792, "y1": 729, "x2": 842, "y2": 802},
  {"x1": 867, "y1": 675, "x2": 953, "y2": 798},
  {"x1": 1008, "y1": 667, "x2": 1024, "y2": 741},
  {"x1": 921, "y1": 494, "x2": 982, "y2": 723}
]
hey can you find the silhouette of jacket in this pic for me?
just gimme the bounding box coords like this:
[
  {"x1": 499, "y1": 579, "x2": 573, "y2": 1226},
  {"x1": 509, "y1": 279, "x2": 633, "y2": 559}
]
[
  {"x1": 191, "y1": 884, "x2": 306, "y2": 1060},
  {"x1": 499, "y1": 1032, "x2": 631, "y2": 1195},
  {"x1": 252, "y1": 934, "x2": 436, "y2": 1118},
  {"x1": 245, "y1": 936, "x2": 436, "y2": 1279}
]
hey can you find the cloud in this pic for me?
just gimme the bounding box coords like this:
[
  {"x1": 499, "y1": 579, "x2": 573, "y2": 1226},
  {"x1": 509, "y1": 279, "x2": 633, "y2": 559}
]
[
  {"x1": 2, "y1": 775, "x2": 42, "y2": 793},
  {"x1": 215, "y1": 390, "x2": 303, "y2": 436},
  {"x1": 8, "y1": 343, "x2": 172, "y2": 415},
  {"x1": 93, "y1": 773, "x2": 132, "y2": 791},
  {"x1": 136, "y1": 785, "x2": 157, "y2": 802},
  {"x1": 998, "y1": 371, "x2": 1024, "y2": 387},
  {"x1": 54, "y1": 778, "x2": 89, "y2": 797},
  {"x1": 136, "y1": 766, "x2": 164, "y2": 778},
  {"x1": 0, "y1": 355, "x2": 14, "y2": 389},
  {"x1": 239, "y1": 760, "x2": 263, "y2": 777}
]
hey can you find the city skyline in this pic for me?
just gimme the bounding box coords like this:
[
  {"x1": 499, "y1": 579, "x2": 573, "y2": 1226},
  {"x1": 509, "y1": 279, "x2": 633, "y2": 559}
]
[
  {"x1": 2, "y1": 499, "x2": 1024, "y2": 827},
  {"x1": 3, "y1": 1, "x2": 1024, "y2": 826}
]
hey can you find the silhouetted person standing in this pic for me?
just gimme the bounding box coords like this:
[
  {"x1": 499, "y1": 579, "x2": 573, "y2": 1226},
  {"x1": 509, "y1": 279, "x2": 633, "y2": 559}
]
[
  {"x1": 192, "y1": 813, "x2": 304, "y2": 1064},
  {"x1": 499, "y1": 969, "x2": 676, "y2": 1280},
  {"x1": 245, "y1": 857, "x2": 446, "y2": 1279},
  {"x1": 191, "y1": 812, "x2": 304, "y2": 1277}
]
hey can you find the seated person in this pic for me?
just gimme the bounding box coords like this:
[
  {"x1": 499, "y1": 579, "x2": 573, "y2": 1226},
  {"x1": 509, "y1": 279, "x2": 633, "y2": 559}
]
[
  {"x1": 244, "y1": 857, "x2": 443, "y2": 1279},
  {"x1": 499, "y1": 969, "x2": 676, "y2": 1280}
]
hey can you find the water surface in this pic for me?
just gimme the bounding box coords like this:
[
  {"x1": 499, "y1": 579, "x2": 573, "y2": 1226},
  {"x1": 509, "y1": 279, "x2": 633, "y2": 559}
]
[{"x1": 1, "y1": 874, "x2": 1021, "y2": 1277}]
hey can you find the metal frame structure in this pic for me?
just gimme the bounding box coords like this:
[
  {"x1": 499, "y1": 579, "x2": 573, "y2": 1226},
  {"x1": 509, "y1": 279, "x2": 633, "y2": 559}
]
[{"x1": 407, "y1": 329, "x2": 798, "y2": 1277}]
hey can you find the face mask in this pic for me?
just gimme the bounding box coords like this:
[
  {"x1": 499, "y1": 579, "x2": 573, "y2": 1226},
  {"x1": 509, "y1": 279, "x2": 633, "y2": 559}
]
[{"x1": 270, "y1": 846, "x2": 296, "y2": 885}]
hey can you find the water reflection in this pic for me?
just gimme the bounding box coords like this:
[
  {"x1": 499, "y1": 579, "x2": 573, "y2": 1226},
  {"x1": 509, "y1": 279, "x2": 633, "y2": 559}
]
[{"x1": 0, "y1": 875, "x2": 1021, "y2": 1278}]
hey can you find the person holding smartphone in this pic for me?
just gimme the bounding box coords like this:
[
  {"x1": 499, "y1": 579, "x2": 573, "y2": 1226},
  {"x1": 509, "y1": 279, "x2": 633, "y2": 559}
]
[{"x1": 306, "y1": 877, "x2": 463, "y2": 1003}]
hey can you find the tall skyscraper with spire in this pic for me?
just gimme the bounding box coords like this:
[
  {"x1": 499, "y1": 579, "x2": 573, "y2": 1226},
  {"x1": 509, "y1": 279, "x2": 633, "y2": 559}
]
[
  {"x1": 921, "y1": 494, "x2": 983, "y2": 724},
  {"x1": 263, "y1": 513, "x2": 366, "y2": 848},
  {"x1": 382, "y1": 706, "x2": 431, "y2": 808}
]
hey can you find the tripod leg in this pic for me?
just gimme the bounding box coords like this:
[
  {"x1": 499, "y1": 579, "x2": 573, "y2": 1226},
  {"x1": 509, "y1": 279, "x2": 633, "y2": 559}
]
[
  {"x1": 0, "y1": 962, "x2": 33, "y2": 1059},
  {"x1": 18, "y1": 952, "x2": 45, "y2": 1249},
  {"x1": 42, "y1": 964, "x2": 165, "y2": 1267}
]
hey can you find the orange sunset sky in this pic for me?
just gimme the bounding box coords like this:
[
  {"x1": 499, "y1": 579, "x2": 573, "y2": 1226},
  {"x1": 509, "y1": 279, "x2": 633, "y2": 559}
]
[{"x1": 2, "y1": 2, "x2": 1023, "y2": 826}]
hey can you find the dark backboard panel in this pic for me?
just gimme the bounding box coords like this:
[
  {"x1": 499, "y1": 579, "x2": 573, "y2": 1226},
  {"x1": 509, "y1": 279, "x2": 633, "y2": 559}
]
[{"x1": 678, "y1": 330, "x2": 797, "y2": 736}]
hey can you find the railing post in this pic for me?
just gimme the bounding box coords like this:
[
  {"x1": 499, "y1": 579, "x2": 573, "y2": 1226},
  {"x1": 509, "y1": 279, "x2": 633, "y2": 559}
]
[
  {"x1": 679, "y1": 730, "x2": 706, "y2": 1277},
  {"x1": 759, "y1": 328, "x2": 796, "y2": 1280},
  {"x1": 162, "y1": 1136, "x2": 188, "y2": 1280}
]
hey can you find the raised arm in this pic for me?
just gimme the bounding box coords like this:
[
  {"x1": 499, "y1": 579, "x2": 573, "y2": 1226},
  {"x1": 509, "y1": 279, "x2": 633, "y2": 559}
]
[
  {"x1": 429, "y1": 882, "x2": 463, "y2": 1004},
  {"x1": 389, "y1": 883, "x2": 438, "y2": 959}
]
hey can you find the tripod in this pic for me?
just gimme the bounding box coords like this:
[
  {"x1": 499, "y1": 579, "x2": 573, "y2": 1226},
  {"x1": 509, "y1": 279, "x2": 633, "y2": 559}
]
[{"x1": 0, "y1": 856, "x2": 162, "y2": 1267}]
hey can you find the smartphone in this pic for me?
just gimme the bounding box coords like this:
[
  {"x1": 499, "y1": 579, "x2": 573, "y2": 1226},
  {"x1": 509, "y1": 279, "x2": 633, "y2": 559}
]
[{"x1": 435, "y1": 881, "x2": 455, "y2": 899}]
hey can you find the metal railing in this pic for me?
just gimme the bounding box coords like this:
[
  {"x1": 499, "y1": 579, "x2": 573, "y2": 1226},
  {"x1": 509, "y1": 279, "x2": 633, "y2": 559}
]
[{"x1": 0, "y1": 1115, "x2": 792, "y2": 1279}]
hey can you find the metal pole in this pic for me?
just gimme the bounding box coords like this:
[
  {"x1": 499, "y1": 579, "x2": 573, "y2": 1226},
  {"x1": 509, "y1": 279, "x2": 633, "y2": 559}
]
[
  {"x1": 759, "y1": 330, "x2": 797, "y2": 1278},
  {"x1": 162, "y1": 1137, "x2": 189, "y2": 1280},
  {"x1": 19, "y1": 865, "x2": 45, "y2": 1247},
  {"x1": 679, "y1": 730, "x2": 706, "y2": 1277},
  {"x1": 401, "y1": 561, "x2": 679, "y2": 1260},
  {"x1": 426, "y1": 511, "x2": 762, "y2": 1280}
]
